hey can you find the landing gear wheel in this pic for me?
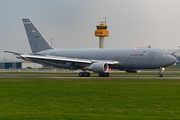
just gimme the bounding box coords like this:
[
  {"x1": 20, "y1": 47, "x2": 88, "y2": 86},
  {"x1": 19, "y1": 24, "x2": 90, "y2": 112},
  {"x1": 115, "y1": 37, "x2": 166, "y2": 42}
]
[
  {"x1": 105, "y1": 72, "x2": 109, "y2": 77},
  {"x1": 158, "y1": 73, "x2": 163, "y2": 77},
  {"x1": 79, "y1": 72, "x2": 90, "y2": 77},
  {"x1": 87, "y1": 72, "x2": 90, "y2": 77},
  {"x1": 84, "y1": 72, "x2": 90, "y2": 77},
  {"x1": 158, "y1": 67, "x2": 165, "y2": 77},
  {"x1": 98, "y1": 72, "x2": 110, "y2": 77},
  {"x1": 79, "y1": 72, "x2": 84, "y2": 77}
]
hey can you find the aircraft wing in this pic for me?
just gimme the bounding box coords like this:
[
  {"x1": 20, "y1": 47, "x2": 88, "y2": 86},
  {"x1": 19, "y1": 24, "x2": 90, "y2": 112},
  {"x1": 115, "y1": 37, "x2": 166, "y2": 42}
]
[
  {"x1": 5, "y1": 51, "x2": 118, "y2": 67},
  {"x1": 21, "y1": 54, "x2": 118, "y2": 64},
  {"x1": 21, "y1": 54, "x2": 92, "y2": 64}
]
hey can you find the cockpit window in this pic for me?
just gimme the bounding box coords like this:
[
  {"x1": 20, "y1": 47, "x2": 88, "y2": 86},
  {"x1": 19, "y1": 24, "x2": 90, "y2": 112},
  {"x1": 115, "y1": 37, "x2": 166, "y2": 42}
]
[{"x1": 162, "y1": 52, "x2": 171, "y2": 57}]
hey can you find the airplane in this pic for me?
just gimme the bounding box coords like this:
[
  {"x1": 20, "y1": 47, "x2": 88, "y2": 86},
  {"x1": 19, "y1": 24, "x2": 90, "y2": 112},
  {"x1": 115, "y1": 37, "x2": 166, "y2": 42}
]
[{"x1": 5, "y1": 18, "x2": 177, "y2": 77}]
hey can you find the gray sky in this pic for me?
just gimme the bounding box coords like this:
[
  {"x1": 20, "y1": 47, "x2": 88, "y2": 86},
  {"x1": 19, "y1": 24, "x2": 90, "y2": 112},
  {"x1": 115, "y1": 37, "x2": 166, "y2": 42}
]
[{"x1": 1, "y1": 0, "x2": 180, "y2": 58}]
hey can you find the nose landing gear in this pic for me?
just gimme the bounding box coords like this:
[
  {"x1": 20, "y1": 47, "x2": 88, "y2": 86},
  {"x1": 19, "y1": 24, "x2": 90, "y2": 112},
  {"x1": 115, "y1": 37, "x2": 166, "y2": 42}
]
[{"x1": 158, "y1": 67, "x2": 165, "y2": 77}]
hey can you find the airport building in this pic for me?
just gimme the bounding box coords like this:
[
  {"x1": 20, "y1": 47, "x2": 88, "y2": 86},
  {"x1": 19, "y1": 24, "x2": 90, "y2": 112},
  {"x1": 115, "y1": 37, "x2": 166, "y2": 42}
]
[
  {"x1": 21, "y1": 60, "x2": 43, "y2": 69},
  {"x1": 0, "y1": 59, "x2": 43, "y2": 69},
  {"x1": 0, "y1": 59, "x2": 21, "y2": 69}
]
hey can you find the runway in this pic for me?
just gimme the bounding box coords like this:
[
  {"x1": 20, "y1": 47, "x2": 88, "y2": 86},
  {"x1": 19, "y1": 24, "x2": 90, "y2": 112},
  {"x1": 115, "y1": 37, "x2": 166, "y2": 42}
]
[{"x1": 0, "y1": 74, "x2": 180, "y2": 79}]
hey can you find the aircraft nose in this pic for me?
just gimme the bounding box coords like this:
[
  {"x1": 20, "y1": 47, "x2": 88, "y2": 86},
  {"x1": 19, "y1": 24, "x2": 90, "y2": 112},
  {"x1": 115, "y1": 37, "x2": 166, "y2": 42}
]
[{"x1": 169, "y1": 56, "x2": 177, "y2": 65}]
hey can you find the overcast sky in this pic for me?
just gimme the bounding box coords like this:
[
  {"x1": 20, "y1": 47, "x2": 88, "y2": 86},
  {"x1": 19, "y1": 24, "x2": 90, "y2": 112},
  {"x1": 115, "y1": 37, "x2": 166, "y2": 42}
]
[{"x1": 1, "y1": 0, "x2": 180, "y2": 58}]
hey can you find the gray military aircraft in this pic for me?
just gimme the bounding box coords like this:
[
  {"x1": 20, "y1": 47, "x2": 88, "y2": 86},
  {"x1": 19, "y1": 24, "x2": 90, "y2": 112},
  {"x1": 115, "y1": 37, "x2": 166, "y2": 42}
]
[{"x1": 5, "y1": 18, "x2": 177, "y2": 77}]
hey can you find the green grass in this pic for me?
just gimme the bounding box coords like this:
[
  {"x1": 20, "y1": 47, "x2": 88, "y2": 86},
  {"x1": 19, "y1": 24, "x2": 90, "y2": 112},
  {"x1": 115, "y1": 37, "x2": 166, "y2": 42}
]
[{"x1": 0, "y1": 78, "x2": 180, "y2": 119}]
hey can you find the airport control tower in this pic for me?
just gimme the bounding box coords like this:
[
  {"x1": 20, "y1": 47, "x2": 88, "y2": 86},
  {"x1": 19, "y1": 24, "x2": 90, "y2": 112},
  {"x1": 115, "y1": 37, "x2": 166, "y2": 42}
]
[{"x1": 95, "y1": 19, "x2": 109, "y2": 48}]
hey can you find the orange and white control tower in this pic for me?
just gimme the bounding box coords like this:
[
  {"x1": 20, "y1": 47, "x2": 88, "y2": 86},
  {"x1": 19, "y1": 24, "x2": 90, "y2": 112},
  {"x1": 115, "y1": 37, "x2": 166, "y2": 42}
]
[{"x1": 95, "y1": 19, "x2": 109, "y2": 48}]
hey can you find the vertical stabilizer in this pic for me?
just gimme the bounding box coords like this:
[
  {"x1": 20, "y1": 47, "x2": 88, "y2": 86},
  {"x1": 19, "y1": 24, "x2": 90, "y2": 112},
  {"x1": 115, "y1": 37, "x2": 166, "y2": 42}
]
[{"x1": 22, "y1": 18, "x2": 53, "y2": 53}]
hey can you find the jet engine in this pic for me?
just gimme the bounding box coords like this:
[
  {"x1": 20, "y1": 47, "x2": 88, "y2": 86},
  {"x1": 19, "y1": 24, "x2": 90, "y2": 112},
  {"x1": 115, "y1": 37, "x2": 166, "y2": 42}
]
[
  {"x1": 84, "y1": 62, "x2": 109, "y2": 73},
  {"x1": 125, "y1": 69, "x2": 140, "y2": 73}
]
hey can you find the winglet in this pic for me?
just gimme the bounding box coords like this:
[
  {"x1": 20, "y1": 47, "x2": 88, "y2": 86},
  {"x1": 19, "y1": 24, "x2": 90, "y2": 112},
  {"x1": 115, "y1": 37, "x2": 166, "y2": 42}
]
[{"x1": 4, "y1": 51, "x2": 23, "y2": 56}]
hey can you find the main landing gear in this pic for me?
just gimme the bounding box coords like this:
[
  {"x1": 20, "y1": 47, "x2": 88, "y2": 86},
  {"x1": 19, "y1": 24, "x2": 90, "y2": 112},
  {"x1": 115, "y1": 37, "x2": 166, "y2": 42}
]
[
  {"x1": 79, "y1": 72, "x2": 90, "y2": 77},
  {"x1": 98, "y1": 72, "x2": 109, "y2": 77},
  {"x1": 79, "y1": 72, "x2": 110, "y2": 77},
  {"x1": 158, "y1": 67, "x2": 165, "y2": 77}
]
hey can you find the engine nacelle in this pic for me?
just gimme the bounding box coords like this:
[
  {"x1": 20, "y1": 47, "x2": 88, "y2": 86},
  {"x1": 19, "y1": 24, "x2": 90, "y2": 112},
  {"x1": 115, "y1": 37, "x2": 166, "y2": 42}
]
[
  {"x1": 85, "y1": 62, "x2": 109, "y2": 73},
  {"x1": 125, "y1": 69, "x2": 140, "y2": 73}
]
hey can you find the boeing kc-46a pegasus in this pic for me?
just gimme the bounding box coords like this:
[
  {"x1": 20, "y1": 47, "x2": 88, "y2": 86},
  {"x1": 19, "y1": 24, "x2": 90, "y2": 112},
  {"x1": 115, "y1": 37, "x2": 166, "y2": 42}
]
[{"x1": 5, "y1": 19, "x2": 177, "y2": 77}]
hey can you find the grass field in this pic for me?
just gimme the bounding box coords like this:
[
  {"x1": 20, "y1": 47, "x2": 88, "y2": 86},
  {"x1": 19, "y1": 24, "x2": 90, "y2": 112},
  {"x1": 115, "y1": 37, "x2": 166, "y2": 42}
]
[{"x1": 0, "y1": 78, "x2": 180, "y2": 119}]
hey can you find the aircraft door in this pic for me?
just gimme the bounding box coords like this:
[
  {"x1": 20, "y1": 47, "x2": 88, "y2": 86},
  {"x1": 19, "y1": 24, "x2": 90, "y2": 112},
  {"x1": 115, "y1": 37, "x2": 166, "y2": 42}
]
[{"x1": 149, "y1": 52, "x2": 154, "y2": 60}]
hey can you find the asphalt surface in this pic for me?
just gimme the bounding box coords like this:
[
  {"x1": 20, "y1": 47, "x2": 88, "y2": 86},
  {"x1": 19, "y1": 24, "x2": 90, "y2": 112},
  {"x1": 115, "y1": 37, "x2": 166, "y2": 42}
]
[{"x1": 0, "y1": 75, "x2": 180, "y2": 79}]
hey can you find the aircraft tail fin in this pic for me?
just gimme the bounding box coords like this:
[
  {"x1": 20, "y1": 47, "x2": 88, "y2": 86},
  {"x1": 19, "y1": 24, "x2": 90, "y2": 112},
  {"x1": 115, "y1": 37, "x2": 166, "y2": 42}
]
[{"x1": 22, "y1": 18, "x2": 53, "y2": 53}]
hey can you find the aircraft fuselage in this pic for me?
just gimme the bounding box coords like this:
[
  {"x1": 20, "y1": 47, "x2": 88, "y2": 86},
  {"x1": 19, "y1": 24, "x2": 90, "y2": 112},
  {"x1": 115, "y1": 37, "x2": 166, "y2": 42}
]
[{"x1": 36, "y1": 48, "x2": 176, "y2": 70}]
